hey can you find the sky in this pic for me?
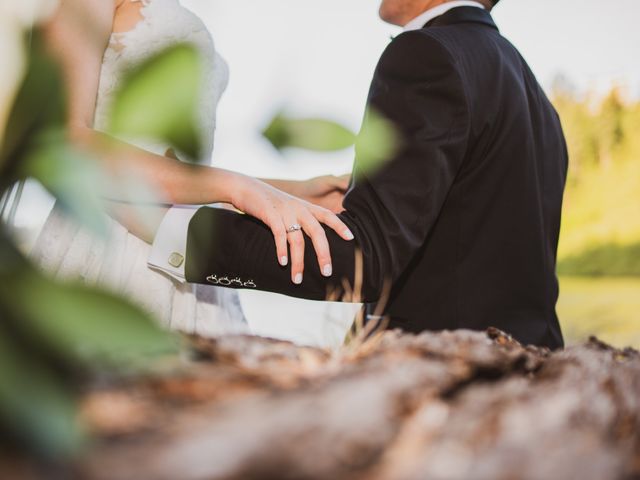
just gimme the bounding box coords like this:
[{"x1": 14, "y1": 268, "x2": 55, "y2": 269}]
[{"x1": 13, "y1": 0, "x2": 640, "y2": 346}]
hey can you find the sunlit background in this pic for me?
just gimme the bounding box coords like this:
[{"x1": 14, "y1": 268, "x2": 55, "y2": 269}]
[{"x1": 14, "y1": 0, "x2": 640, "y2": 347}]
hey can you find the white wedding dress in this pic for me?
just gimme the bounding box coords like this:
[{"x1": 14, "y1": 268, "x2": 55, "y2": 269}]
[{"x1": 32, "y1": 0, "x2": 249, "y2": 336}]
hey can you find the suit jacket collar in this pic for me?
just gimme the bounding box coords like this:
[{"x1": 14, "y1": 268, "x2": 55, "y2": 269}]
[{"x1": 425, "y1": 6, "x2": 499, "y2": 31}]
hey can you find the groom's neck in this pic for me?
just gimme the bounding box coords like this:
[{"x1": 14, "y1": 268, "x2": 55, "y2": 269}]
[
  {"x1": 419, "y1": 0, "x2": 495, "y2": 15},
  {"x1": 379, "y1": 0, "x2": 493, "y2": 27}
]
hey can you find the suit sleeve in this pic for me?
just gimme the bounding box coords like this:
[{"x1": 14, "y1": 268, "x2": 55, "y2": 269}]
[{"x1": 185, "y1": 32, "x2": 470, "y2": 302}]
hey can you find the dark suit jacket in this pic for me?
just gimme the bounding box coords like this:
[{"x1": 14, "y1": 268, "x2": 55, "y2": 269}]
[{"x1": 185, "y1": 7, "x2": 568, "y2": 349}]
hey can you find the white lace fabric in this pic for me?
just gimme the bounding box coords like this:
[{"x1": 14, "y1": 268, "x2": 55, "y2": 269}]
[
  {"x1": 32, "y1": 0, "x2": 248, "y2": 336},
  {"x1": 95, "y1": 0, "x2": 230, "y2": 162}
]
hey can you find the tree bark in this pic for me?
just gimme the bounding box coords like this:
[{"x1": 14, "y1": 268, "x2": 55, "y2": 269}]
[
  {"x1": 0, "y1": 329, "x2": 629, "y2": 479},
  {"x1": 61, "y1": 329, "x2": 640, "y2": 480}
]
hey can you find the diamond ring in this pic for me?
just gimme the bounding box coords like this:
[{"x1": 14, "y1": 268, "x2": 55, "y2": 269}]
[{"x1": 286, "y1": 224, "x2": 302, "y2": 234}]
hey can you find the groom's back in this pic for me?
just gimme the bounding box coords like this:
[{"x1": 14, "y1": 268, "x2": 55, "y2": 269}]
[{"x1": 377, "y1": 7, "x2": 568, "y2": 348}]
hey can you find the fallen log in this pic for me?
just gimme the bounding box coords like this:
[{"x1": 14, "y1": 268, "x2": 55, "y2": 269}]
[{"x1": 68, "y1": 329, "x2": 640, "y2": 480}]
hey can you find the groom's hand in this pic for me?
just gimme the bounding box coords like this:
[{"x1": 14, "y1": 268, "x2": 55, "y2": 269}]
[
  {"x1": 228, "y1": 173, "x2": 355, "y2": 285},
  {"x1": 297, "y1": 174, "x2": 351, "y2": 213}
]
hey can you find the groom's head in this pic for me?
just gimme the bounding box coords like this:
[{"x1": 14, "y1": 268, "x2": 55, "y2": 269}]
[{"x1": 379, "y1": 0, "x2": 497, "y2": 26}]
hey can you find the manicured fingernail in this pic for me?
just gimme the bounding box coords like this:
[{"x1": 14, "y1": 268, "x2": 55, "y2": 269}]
[
  {"x1": 280, "y1": 256, "x2": 288, "y2": 266},
  {"x1": 294, "y1": 273, "x2": 303, "y2": 285},
  {"x1": 344, "y1": 230, "x2": 354, "y2": 240},
  {"x1": 323, "y1": 264, "x2": 333, "y2": 277}
]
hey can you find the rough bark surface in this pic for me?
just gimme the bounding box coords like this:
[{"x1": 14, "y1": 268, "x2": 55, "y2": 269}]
[{"x1": 12, "y1": 329, "x2": 640, "y2": 480}]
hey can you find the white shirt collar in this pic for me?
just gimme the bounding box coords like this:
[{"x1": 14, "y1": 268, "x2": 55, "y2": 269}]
[{"x1": 404, "y1": 1, "x2": 486, "y2": 32}]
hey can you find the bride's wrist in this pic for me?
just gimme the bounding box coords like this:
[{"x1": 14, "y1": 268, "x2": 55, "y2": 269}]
[
  {"x1": 225, "y1": 171, "x2": 258, "y2": 208},
  {"x1": 208, "y1": 168, "x2": 245, "y2": 205}
]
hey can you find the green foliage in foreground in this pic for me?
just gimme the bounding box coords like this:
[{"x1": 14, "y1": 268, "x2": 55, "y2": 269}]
[
  {"x1": 263, "y1": 108, "x2": 400, "y2": 175},
  {"x1": 264, "y1": 113, "x2": 356, "y2": 152},
  {"x1": 0, "y1": 233, "x2": 176, "y2": 457},
  {"x1": 553, "y1": 83, "x2": 640, "y2": 276},
  {"x1": 108, "y1": 44, "x2": 204, "y2": 162},
  {"x1": 0, "y1": 33, "x2": 198, "y2": 458}
]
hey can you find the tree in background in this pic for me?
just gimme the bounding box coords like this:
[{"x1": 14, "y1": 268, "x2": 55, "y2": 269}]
[{"x1": 552, "y1": 79, "x2": 640, "y2": 276}]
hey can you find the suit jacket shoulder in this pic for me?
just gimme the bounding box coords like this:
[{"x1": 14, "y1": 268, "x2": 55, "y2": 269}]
[{"x1": 376, "y1": 29, "x2": 463, "y2": 81}]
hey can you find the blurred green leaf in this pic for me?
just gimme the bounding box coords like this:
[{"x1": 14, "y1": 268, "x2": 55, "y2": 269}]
[
  {"x1": 263, "y1": 112, "x2": 356, "y2": 152},
  {"x1": 0, "y1": 326, "x2": 82, "y2": 458},
  {"x1": 0, "y1": 31, "x2": 66, "y2": 176},
  {"x1": 108, "y1": 44, "x2": 203, "y2": 162},
  {"x1": 21, "y1": 129, "x2": 108, "y2": 237},
  {"x1": 0, "y1": 33, "x2": 188, "y2": 461},
  {"x1": 3, "y1": 273, "x2": 177, "y2": 371},
  {"x1": 0, "y1": 232, "x2": 176, "y2": 371},
  {"x1": 0, "y1": 231, "x2": 174, "y2": 459},
  {"x1": 355, "y1": 109, "x2": 400, "y2": 174}
]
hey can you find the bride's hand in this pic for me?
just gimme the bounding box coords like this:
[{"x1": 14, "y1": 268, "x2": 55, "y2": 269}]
[
  {"x1": 229, "y1": 174, "x2": 355, "y2": 285},
  {"x1": 297, "y1": 174, "x2": 351, "y2": 213}
]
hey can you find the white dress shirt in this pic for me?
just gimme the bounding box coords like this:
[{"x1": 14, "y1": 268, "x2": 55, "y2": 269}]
[
  {"x1": 148, "y1": 204, "x2": 200, "y2": 281},
  {"x1": 404, "y1": 1, "x2": 485, "y2": 32},
  {"x1": 148, "y1": 0, "x2": 487, "y2": 282}
]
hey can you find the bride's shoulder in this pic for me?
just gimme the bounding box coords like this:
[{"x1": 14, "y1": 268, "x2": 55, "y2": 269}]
[{"x1": 46, "y1": 0, "x2": 115, "y2": 42}]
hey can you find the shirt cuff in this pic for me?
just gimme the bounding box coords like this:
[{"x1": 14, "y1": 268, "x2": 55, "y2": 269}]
[{"x1": 148, "y1": 205, "x2": 200, "y2": 282}]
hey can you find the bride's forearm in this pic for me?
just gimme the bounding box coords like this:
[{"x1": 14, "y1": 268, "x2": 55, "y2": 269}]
[{"x1": 71, "y1": 127, "x2": 240, "y2": 205}]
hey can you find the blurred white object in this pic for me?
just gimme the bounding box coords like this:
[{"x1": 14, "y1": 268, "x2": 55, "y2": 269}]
[{"x1": 241, "y1": 290, "x2": 361, "y2": 349}]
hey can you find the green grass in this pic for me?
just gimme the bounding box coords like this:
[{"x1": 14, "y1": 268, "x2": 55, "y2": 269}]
[
  {"x1": 558, "y1": 276, "x2": 640, "y2": 349},
  {"x1": 558, "y1": 243, "x2": 640, "y2": 276},
  {"x1": 558, "y1": 157, "x2": 640, "y2": 274}
]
